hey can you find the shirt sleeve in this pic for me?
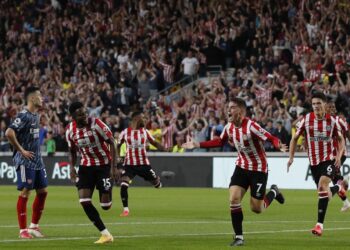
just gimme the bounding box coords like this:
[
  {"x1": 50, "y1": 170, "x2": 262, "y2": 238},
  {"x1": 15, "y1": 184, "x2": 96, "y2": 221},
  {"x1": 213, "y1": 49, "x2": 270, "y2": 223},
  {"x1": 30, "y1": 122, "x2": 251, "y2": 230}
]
[
  {"x1": 199, "y1": 138, "x2": 224, "y2": 148},
  {"x1": 250, "y1": 121, "x2": 269, "y2": 141},
  {"x1": 250, "y1": 121, "x2": 280, "y2": 149},
  {"x1": 65, "y1": 124, "x2": 74, "y2": 149},
  {"x1": 295, "y1": 117, "x2": 306, "y2": 137},
  {"x1": 94, "y1": 118, "x2": 113, "y2": 140},
  {"x1": 199, "y1": 124, "x2": 228, "y2": 148},
  {"x1": 219, "y1": 124, "x2": 229, "y2": 141},
  {"x1": 333, "y1": 117, "x2": 342, "y2": 138},
  {"x1": 339, "y1": 117, "x2": 348, "y2": 132},
  {"x1": 8, "y1": 112, "x2": 29, "y2": 133},
  {"x1": 145, "y1": 129, "x2": 156, "y2": 144},
  {"x1": 118, "y1": 130, "x2": 126, "y2": 145}
]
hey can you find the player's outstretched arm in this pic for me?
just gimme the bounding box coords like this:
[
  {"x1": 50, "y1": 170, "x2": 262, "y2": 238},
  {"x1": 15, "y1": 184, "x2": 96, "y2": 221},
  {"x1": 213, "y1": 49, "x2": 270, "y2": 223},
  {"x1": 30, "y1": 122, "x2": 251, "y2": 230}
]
[
  {"x1": 152, "y1": 141, "x2": 168, "y2": 152},
  {"x1": 68, "y1": 147, "x2": 78, "y2": 183},
  {"x1": 182, "y1": 138, "x2": 224, "y2": 149},
  {"x1": 182, "y1": 141, "x2": 200, "y2": 149},
  {"x1": 278, "y1": 141, "x2": 288, "y2": 153},
  {"x1": 287, "y1": 134, "x2": 298, "y2": 172}
]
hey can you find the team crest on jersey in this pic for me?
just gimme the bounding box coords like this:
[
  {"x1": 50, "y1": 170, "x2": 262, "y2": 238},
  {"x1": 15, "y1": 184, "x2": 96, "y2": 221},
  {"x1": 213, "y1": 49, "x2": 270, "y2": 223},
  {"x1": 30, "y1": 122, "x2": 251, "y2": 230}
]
[{"x1": 326, "y1": 125, "x2": 331, "y2": 131}]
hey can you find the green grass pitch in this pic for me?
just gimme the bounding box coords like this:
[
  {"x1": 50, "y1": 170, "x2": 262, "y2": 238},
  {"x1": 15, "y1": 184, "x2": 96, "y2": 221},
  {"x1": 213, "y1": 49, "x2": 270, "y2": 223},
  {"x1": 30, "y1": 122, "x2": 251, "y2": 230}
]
[{"x1": 0, "y1": 186, "x2": 349, "y2": 249}]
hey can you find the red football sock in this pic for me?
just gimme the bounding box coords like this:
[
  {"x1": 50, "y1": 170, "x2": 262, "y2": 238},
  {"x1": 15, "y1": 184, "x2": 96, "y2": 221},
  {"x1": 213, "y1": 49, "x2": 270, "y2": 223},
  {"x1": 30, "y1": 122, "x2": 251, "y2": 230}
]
[
  {"x1": 31, "y1": 192, "x2": 48, "y2": 225},
  {"x1": 17, "y1": 196, "x2": 28, "y2": 230}
]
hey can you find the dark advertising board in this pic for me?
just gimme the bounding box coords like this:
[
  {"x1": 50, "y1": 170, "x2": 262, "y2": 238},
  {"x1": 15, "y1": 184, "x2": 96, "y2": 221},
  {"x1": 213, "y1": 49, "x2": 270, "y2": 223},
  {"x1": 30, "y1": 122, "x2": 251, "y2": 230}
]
[{"x1": 0, "y1": 156, "x2": 213, "y2": 187}]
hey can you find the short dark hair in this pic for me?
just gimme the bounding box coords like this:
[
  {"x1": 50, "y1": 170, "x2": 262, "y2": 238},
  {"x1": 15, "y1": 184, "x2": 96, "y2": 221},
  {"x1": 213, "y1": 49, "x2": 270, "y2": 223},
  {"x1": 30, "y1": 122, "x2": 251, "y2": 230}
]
[
  {"x1": 311, "y1": 92, "x2": 326, "y2": 102},
  {"x1": 24, "y1": 86, "x2": 40, "y2": 101},
  {"x1": 68, "y1": 102, "x2": 84, "y2": 115},
  {"x1": 230, "y1": 97, "x2": 246, "y2": 109},
  {"x1": 326, "y1": 96, "x2": 335, "y2": 103},
  {"x1": 131, "y1": 111, "x2": 142, "y2": 119},
  {"x1": 197, "y1": 119, "x2": 205, "y2": 127}
]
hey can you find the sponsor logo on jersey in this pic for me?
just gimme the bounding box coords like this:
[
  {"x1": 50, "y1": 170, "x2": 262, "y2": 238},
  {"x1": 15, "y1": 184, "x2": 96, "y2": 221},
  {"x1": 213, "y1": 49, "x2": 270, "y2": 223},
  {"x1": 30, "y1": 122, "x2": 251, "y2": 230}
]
[
  {"x1": 237, "y1": 145, "x2": 253, "y2": 153},
  {"x1": 309, "y1": 136, "x2": 331, "y2": 142}
]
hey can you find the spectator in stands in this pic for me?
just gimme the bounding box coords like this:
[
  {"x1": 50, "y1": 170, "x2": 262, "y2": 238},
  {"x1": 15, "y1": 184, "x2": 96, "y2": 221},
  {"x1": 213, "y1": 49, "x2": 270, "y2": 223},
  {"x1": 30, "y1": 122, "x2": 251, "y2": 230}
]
[
  {"x1": 181, "y1": 50, "x2": 199, "y2": 80},
  {"x1": 115, "y1": 81, "x2": 133, "y2": 113},
  {"x1": 172, "y1": 134, "x2": 185, "y2": 153},
  {"x1": 264, "y1": 119, "x2": 277, "y2": 152},
  {"x1": 275, "y1": 121, "x2": 290, "y2": 145},
  {"x1": 45, "y1": 131, "x2": 56, "y2": 157},
  {"x1": 0, "y1": 120, "x2": 10, "y2": 152},
  {"x1": 149, "y1": 121, "x2": 162, "y2": 152},
  {"x1": 0, "y1": 0, "x2": 349, "y2": 153},
  {"x1": 87, "y1": 95, "x2": 104, "y2": 118},
  {"x1": 190, "y1": 118, "x2": 209, "y2": 153}
]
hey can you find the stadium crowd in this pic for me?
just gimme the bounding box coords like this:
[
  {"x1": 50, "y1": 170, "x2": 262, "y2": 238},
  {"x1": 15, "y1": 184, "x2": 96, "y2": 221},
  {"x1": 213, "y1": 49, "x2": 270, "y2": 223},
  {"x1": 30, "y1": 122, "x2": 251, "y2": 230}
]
[{"x1": 0, "y1": 0, "x2": 350, "y2": 153}]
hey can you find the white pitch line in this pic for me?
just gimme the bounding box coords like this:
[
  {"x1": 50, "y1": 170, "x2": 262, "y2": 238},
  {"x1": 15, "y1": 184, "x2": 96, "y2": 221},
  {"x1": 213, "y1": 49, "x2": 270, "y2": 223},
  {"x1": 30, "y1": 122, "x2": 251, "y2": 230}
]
[
  {"x1": 1, "y1": 227, "x2": 350, "y2": 243},
  {"x1": 0, "y1": 221, "x2": 229, "y2": 228},
  {"x1": 0, "y1": 220, "x2": 350, "y2": 228}
]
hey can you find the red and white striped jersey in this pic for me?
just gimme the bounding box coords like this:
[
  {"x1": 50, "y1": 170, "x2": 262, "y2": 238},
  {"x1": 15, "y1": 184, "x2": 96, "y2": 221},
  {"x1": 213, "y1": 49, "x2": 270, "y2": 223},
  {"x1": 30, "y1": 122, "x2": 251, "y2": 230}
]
[
  {"x1": 255, "y1": 87, "x2": 272, "y2": 107},
  {"x1": 65, "y1": 117, "x2": 113, "y2": 166},
  {"x1": 159, "y1": 61, "x2": 175, "y2": 83},
  {"x1": 296, "y1": 112, "x2": 341, "y2": 166},
  {"x1": 332, "y1": 116, "x2": 348, "y2": 157},
  {"x1": 220, "y1": 118, "x2": 278, "y2": 173},
  {"x1": 307, "y1": 65, "x2": 322, "y2": 82},
  {"x1": 293, "y1": 45, "x2": 311, "y2": 63},
  {"x1": 162, "y1": 124, "x2": 176, "y2": 149},
  {"x1": 118, "y1": 127, "x2": 156, "y2": 166}
]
